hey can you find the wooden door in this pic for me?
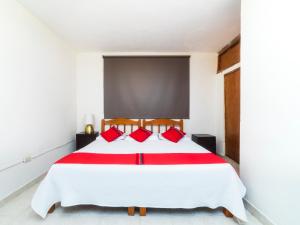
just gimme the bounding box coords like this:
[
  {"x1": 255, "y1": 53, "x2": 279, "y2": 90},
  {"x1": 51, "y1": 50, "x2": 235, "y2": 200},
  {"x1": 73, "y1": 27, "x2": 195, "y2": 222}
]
[{"x1": 224, "y1": 69, "x2": 240, "y2": 163}]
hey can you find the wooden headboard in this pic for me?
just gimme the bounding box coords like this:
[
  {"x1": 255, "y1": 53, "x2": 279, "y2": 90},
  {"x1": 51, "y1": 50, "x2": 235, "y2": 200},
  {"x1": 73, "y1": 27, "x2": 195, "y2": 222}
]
[
  {"x1": 142, "y1": 119, "x2": 184, "y2": 133},
  {"x1": 101, "y1": 118, "x2": 141, "y2": 133}
]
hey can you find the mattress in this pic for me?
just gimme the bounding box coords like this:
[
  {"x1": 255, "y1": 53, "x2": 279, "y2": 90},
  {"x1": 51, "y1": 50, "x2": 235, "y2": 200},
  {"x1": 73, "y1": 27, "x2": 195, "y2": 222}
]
[{"x1": 31, "y1": 136, "x2": 247, "y2": 221}]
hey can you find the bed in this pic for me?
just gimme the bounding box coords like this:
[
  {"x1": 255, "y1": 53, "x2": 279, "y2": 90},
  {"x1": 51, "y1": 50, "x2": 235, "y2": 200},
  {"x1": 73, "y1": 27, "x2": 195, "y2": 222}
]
[{"x1": 31, "y1": 118, "x2": 247, "y2": 221}]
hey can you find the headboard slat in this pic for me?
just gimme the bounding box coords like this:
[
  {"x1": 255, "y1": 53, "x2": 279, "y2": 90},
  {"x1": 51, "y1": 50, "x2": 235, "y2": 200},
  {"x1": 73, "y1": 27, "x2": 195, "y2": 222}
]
[
  {"x1": 101, "y1": 119, "x2": 183, "y2": 133},
  {"x1": 142, "y1": 119, "x2": 184, "y2": 133},
  {"x1": 101, "y1": 118, "x2": 141, "y2": 133}
]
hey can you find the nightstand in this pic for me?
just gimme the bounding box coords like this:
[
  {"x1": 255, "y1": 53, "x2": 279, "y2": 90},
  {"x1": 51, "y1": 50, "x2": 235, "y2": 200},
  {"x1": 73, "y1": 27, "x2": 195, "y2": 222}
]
[
  {"x1": 76, "y1": 132, "x2": 99, "y2": 150},
  {"x1": 192, "y1": 134, "x2": 216, "y2": 154}
]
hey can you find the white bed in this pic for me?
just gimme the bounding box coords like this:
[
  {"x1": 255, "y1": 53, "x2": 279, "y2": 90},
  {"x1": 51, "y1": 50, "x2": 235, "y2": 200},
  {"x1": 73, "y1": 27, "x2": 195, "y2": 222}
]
[{"x1": 32, "y1": 132, "x2": 246, "y2": 221}]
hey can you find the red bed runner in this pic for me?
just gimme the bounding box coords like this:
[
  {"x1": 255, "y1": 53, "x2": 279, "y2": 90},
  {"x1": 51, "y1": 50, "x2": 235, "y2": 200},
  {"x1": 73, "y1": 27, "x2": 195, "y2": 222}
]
[
  {"x1": 55, "y1": 153, "x2": 139, "y2": 165},
  {"x1": 55, "y1": 153, "x2": 226, "y2": 165},
  {"x1": 142, "y1": 153, "x2": 226, "y2": 165}
]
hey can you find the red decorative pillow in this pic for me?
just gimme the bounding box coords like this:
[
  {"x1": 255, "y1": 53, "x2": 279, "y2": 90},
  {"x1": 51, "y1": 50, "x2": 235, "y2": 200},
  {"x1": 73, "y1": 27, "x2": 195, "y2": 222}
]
[
  {"x1": 101, "y1": 126, "x2": 124, "y2": 142},
  {"x1": 129, "y1": 127, "x2": 153, "y2": 142},
  {"x1": 162, "y1": 127, "x2": 185, "y2": 143}
]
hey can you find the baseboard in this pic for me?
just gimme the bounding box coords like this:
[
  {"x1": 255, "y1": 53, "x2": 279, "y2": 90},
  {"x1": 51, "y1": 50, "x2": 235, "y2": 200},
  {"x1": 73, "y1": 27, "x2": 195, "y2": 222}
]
[
  {"x1": 0, "y1": 173, "x2": 45, "y2": 207},
  {"x1": 244, "y1": 198, "x2": 276, "y2": 225},
  {"x1": 0, "y1": 140, "x2": 75, "y2": 202}
]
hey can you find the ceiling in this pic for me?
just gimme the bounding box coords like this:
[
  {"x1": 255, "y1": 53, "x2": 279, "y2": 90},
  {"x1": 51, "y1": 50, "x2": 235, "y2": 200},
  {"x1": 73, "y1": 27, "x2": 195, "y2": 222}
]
[{"x1": 18, "y1": 0, "x2": 240, "y2": 52}]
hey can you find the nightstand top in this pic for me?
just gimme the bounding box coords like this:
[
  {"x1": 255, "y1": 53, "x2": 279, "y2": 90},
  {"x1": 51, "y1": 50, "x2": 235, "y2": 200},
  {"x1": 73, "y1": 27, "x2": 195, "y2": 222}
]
[
  {"x1": 192, "y1": 134, "x2": 215, "y2": 137},
  {"x1": 77, "y1": 132, "x2": 99, "y2": 136}
]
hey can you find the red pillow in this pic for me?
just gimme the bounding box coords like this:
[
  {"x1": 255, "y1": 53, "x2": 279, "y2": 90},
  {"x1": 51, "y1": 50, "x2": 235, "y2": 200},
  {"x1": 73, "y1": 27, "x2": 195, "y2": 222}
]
[
  {"x1": 129, "y1": 127, "x2": 153, "y2": 142},
  {"x1": 101, "y1": 126, "x2": 124, "y2": 142},
  {"x1": 162, "y1": 127, "x2": 185, "y2": 143}
]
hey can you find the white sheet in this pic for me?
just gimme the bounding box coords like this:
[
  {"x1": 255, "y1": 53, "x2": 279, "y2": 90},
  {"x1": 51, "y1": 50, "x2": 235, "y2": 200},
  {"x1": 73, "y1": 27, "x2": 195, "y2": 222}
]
[{"x1": 31, "y1": 138, "x2": 247, "y2": 221}]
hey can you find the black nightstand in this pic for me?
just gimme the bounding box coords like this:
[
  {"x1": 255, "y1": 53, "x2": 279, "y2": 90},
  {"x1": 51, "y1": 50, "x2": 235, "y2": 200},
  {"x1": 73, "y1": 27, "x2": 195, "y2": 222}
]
[
  {"x1": 76, "y1": 132, "x2": 99, "y2": 150},
  {"x1": 192, "y1": 134, "x2": 216, "y2": 154}
]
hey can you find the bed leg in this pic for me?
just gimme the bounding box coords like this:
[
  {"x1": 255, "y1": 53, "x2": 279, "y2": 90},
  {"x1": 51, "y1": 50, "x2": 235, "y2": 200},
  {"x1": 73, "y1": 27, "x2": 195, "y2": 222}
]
[
  {"x1": 223, "y1": 208, "x2": 233, "y2": 218},
  {"x1": 139, "y1": 207, "x2": 147, "y2": 216},
  {"x1": 128, "y1": 207, "x2": 135, "y2": 216},
  {"x1": 48, "y1": 204, "x2": 55, "y2": 214}
]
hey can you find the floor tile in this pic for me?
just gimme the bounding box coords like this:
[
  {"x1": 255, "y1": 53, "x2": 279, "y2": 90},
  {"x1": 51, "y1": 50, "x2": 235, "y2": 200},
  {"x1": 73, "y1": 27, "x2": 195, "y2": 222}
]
[{"x1": 0, "y1": 182, "x2": 264, "y2": 225}]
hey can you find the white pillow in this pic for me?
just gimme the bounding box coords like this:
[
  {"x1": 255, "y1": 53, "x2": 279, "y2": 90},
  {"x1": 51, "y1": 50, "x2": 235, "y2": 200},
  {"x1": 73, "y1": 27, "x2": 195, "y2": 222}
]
[
  {"x1": 147, "y1": 133, "x2": 159, "y2": 140},
  {"x1": 96, "y1": 133, "x2": 127, "y2": 141}
]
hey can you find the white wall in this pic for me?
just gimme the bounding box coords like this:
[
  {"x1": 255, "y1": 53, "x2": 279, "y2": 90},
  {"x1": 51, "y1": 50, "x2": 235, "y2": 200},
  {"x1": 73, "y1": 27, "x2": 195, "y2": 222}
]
[
  {"x1": 241, "y1": 1, "x2": 300, "y2": 225},
  {"x1": 76, "y1": 52, "x2": 221, "y2": 149},
  {"x1": 0, "y1": 0, "x2": 76, "y2": 201},
  {"x1": 76, "y1": 53, "x2": 103, "y2": 132}
]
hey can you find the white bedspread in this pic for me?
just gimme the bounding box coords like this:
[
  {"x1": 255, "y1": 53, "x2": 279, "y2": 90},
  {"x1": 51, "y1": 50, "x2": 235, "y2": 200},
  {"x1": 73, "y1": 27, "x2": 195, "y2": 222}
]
[{"x1": 31, "y1": 137, "x2": 247, "y2": 221}]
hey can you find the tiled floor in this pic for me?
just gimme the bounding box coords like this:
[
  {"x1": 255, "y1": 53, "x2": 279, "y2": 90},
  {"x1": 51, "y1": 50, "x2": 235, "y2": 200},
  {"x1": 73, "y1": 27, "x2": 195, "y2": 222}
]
[{"x1": 0, "y1": 182, "x2": 263, "y2": 225}]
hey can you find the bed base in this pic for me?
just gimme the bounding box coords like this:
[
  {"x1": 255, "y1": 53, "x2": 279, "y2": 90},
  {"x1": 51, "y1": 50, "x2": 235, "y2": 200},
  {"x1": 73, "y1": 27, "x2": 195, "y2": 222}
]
[
  {"x1": 136, "y1": 207, "x2": 232, "y2": 217},
  {"x1": 139, "y1": 207, "x2": 147, "y2": 216},
  {"x1": 223, "y1": 208, "x2": 233, "y2": 217},
  {"x1": 48, "y1": 204, "x2": 55, "y2": 214},
  {"x1": 128, "y1": 207, "x2": 135, "y2": 216},
  {"x1": 48, "y1": 205, "x2": 138, "y2": 216},
  {"x1": 48, "y1": 205, "x2": 233, "y2": 218},
  {"x1": 128, "y1": 207, "x2": 146, "y2": 216}
]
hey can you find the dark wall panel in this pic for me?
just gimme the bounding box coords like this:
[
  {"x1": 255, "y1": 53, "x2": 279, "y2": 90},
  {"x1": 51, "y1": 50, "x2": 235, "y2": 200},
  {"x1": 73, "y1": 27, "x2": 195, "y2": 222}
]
[{"x1": 104, "y1": 56, "x2": 190, "y2": 119}]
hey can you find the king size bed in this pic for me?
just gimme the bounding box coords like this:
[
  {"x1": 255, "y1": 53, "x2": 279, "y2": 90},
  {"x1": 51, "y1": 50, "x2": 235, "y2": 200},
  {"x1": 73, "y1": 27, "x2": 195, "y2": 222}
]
[{"x1": 31, "y1": 119, "x2": 247, "y2": 222}]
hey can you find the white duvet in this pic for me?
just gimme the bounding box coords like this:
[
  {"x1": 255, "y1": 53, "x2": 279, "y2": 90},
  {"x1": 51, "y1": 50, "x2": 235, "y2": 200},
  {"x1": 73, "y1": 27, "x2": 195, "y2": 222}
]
[{"x1": 31, "y1": 136, "x2": 247, "y2": 221}]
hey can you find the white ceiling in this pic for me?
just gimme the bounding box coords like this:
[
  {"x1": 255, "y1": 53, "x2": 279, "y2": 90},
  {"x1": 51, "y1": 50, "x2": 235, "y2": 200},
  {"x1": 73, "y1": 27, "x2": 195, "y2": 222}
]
[{"x1": 18, "y1": 0, "x2": 240, "y2": 52}]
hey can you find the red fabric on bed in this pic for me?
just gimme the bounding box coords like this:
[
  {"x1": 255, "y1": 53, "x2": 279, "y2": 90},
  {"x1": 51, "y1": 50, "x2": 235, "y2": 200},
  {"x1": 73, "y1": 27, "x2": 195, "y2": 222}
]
[
  {"x1": 142, "y1": 153, "x2": 226, "y2": 165},
  {"x1": 100, "y1": 126, "x2": 124, "y2": 142},
  {"x1": 161, "y1": 127, "x2": 185, "y2": 143},
  {"x1": 55, "y1": 153, "x2": 139, "y2": 165},
  {"x1": 129, "y1": 127, "x2": 153, "y2": 142}
]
